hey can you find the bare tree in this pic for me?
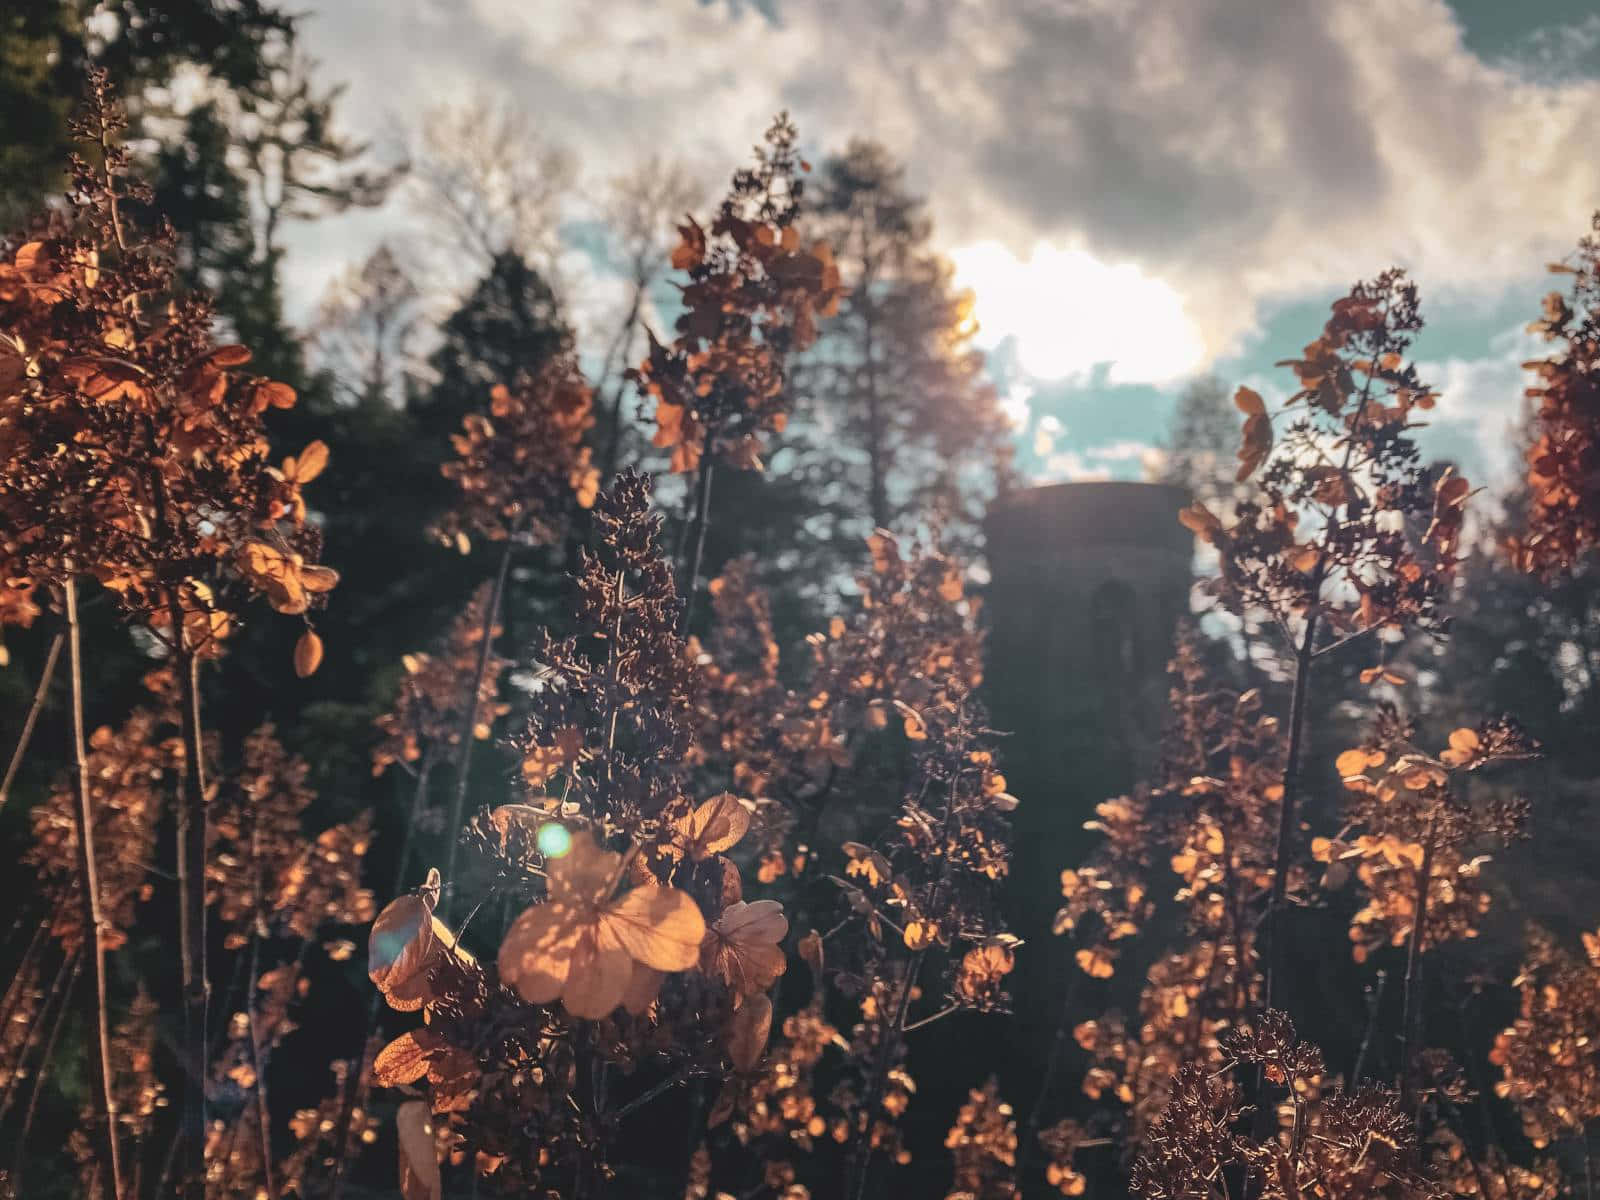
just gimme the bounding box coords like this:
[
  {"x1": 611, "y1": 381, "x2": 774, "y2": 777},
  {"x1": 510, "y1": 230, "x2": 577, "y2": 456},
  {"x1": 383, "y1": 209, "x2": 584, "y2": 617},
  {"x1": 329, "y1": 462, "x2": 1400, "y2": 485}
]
[
  {"x1": 594, "y1": 155, "x2": 704, "y2": 477},
  {"x1": 230, "y1": 34, "x2": 399, "y2": 259},
  {"x1": 311, "y1": 244, "x2": 424, "y2": 409},
  {"x1": 407, "y1": 94, "x2": 576, "y2": 283}
]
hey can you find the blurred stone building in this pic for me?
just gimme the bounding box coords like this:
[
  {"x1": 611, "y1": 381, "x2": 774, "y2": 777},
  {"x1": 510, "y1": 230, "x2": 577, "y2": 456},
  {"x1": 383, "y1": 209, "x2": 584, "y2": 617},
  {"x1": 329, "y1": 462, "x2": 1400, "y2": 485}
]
[{"x1": 982, "y1": 480, "x2": 1193, "y2": 1104}]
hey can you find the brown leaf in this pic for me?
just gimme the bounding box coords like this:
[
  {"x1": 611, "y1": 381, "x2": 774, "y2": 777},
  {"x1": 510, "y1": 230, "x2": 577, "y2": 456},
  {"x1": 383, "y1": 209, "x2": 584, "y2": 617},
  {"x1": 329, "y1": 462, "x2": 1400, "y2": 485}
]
[
  {"x1": 293, "y1": 629, "x2": 323, "y2": 678},
  {"x1": 209, "y1": 344, "x2": 253, "y2": 367},
  {"x1": 676, "y1": 793, "x2": 751, "y2": 860},
  {"x1": 727, "y1": 991, "x2": 773, "y2": 1072},
  {"x1": 374, "y1": 1030, "x2": 438, "y2": 1087},
  {"x1": 397, "y1": 1100, "x2": 442, "y2": 1200}
]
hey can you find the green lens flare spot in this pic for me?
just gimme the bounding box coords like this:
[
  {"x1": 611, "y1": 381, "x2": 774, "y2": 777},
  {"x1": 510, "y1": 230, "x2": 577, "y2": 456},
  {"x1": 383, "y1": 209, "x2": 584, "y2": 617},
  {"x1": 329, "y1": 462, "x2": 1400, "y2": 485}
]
[{"x1": 537, "y1": 822, "x2": 573, "y2": 859}]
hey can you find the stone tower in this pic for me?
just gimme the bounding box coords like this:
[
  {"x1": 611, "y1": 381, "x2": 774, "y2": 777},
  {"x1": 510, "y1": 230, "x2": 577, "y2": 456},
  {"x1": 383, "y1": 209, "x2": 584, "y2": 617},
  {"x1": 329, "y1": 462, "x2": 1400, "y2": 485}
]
[{"x1": 982, "y1": 480, "x2": 1193, "y2": 1097}]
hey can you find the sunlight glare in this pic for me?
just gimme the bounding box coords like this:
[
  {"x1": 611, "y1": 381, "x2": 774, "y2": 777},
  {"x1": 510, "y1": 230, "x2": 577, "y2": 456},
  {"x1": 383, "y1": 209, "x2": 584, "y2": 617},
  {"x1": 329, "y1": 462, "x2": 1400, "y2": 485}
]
[{"x1": 949, "y1": 241, "x2": 1207, "y2": 385}]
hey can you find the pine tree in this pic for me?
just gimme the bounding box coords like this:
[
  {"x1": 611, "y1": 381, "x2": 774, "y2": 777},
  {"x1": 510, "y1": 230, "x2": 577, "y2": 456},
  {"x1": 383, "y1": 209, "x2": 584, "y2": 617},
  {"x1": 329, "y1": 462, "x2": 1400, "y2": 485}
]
[
  {"x1": 417, "y1": 251, "x2": 573, "y2": 444},
  {"x1": 794, "y1": 140, "x2": 1011, "y2": 561}
]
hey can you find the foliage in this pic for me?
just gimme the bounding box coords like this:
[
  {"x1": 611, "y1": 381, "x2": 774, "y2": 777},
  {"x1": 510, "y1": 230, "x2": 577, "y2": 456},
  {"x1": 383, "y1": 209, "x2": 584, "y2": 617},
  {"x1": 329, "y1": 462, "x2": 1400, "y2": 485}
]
[
  {"x1": 1511, "y1": 214, "x2": 1600, "y2": 577},
  {"x1": 796, "y1": 139, "x2": 1014, "y2": 556},
  {"x1": 2, "y1": 62, "x2": 1599, "y2": 1200}
]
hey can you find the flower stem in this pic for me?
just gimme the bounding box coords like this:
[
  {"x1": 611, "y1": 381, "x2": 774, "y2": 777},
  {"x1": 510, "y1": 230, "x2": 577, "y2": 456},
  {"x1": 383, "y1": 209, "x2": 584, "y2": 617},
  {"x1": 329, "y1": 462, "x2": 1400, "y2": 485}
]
[{"x1": 66, "y1": 578, "x2": 124, "y2": 1200}]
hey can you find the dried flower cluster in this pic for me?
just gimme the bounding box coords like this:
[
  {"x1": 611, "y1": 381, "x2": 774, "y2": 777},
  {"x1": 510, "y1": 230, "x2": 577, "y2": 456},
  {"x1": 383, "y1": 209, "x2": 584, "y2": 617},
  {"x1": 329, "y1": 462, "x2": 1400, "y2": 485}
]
[
  {"x1": 1131, "y1": 1011, "x2": 1442, "y2": 1200},
  {"x1": 1490, "y1": 926, "x2": 1600, "y2": 1151},
  {"x1": 1061, "y1": 633, "x2": 1285, "y2": 1152},
  {"x1": 1510, "y1": 213, "x2": 1600, "y2": 575},
  {"x1": 364, "y1": 473, "x2": 790, "y2": 1193},
  {"x1": 209, "y1": 723, "x2": 377, "y2": 946},
  {"x1": 944, "y1": 1078, "x2": 1019, "y2": 1200},
  {"x1": 1180, "y1": 272, "x2": 1467, "y2": 649},
  {"x1": 1316, "y1": 713, "x2": 1537, "y2": 965},
  {"x1": 636, "y1": 114, "x2": 842, "y2": 474},
  {"x1": 26, "y1": 700, "x2": 173, "y2": 951},
  {"x1": 0, "y1": 70, "x2": 336, "y2": 660},
  {"x1": 434, "y1": 354, "x2": 600, "y2": 553},
  {"x1": 371, "y1": 583, "x2": 512, "y2": 776}
]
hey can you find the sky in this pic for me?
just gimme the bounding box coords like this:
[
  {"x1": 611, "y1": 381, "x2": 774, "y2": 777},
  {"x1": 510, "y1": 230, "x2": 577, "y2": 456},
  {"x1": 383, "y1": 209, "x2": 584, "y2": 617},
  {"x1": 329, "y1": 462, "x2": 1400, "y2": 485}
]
[{"x1": 280, "y1": 0, "x2": 1600, "y2": 492}]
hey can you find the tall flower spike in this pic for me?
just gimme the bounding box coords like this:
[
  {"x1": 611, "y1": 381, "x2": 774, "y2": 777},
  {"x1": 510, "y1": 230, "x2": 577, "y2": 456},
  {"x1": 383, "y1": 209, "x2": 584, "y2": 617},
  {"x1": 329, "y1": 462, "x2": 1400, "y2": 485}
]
[
  {"x1": 1510, "y1": 212, "x2": 1600, "y2": 575},
  {"x1": 634, "y1": 113, "x2": 842, "y2": 475}
]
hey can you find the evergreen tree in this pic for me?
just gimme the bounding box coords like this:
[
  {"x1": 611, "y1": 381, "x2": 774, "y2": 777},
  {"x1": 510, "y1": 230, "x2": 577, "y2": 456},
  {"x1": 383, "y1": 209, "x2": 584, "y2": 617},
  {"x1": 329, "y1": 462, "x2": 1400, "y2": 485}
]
[
  {"x1": 793, "y1": 139, "x2": 1012, "y2": 562},
  {"x1": 418, "y1": 250, "x2": 573, "y2": 443},
  {"x1": 0, "y1": 0, "x2": 290, "y2": 222},
  {"x1": 1159, "y1": 373, "x2": 1238, "y2": 507}
]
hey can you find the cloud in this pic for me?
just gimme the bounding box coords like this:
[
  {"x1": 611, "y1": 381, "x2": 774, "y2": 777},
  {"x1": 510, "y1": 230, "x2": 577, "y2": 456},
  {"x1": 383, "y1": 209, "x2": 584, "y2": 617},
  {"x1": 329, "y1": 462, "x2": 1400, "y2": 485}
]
[
  {"x1": 283, "y1": 0, "x2": 1600, "y2": 384},
  {"x1": 1041, "y1": 437, "x2": 1163, "y2": 483},
  {"x1": 1416, "y1": 323, "x2": 1544, "y2": 485}
]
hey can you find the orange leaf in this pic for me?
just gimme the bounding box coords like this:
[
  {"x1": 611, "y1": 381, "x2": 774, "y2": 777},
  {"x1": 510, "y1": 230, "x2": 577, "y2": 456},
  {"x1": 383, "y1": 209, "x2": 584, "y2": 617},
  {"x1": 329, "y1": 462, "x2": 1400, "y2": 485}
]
[
  {"x1": 1076, "y1": 947, "x2": 1115, "y2": 979},
  {"x1": 209, "y1": 344, "x2": 253, "y2": 367},
  {"x1": 1233, "y1": 386, "x2": 1266, "y2": 417},
  {"x1": 602, "y1": 885, "x2": 707, "y2": 973},
  {"x1": 676, "y1": 793, "x2": 752, "y2": 860},
  {"x1": 285, "y1": 440, "x2": 329, "y2": 483},
  {"x1": 1178, "y1": 503, "x2": 1223, "y2": 544},
  {"x1": 294, "y1": 630, "x2": 323, "y2": 678},
  {"x1": 374, "y1": 1030, "x2": 436, "y2": 1087},
  {"x1": 397, "y1": 1101, "x2": 442, "y2": 1200}
]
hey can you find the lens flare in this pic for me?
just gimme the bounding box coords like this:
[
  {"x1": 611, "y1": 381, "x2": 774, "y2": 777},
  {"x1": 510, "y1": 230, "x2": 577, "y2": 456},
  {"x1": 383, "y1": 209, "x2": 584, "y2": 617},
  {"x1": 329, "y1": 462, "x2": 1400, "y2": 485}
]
[{"x1": 537, "y1": 822, "x2": 573, "y2": 859}]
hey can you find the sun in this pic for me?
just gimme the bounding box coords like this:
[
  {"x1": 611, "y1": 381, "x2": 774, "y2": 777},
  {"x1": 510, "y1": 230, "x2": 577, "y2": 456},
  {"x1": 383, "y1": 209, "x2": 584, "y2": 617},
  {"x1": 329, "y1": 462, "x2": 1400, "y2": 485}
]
[{"x1": 948, "y1": 240, "x2": 1207, "y2": 385}]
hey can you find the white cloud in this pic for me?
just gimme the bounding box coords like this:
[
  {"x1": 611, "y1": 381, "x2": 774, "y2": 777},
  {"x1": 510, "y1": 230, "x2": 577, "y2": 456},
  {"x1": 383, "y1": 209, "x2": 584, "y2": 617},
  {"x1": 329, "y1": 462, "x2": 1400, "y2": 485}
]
[
  {"x1": 1032, "y1": 413, "x2": 1064, "y2": 457},
  {"x1": 1041, "y1": 450, "x2": 1112, "y2": 482},
  {"x1": 1416, "y1": 324, "x2": 1544, "y2": 485},
  {"x1": 1040, "y1": 438, "x2": 1162, "y2": 483},
  {"x1": 282, "y1": 0, "x2": 1600, "y2": 380}
]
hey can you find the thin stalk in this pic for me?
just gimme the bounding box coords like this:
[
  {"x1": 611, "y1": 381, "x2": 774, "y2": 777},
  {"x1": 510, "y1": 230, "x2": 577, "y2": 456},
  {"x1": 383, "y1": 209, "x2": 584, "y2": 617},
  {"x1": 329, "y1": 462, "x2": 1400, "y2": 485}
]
[
  {"x1": 245, "y1": 808, "x2": 279, "y2": 1200},
  {"x1": 672, "y1": 1077, "x2": 708, "y2": 1200},
  {"x1": 65, "y1": 579, "x2": 124, "y2": 1200},
  {"x1": 849, "y1": 742, "x2": 966, "y2": 1200},
  {"x1": 327, "y1": 755, "x2": 435, "y2": 1199},
  {"x1": 1017, "y1": 967, "x2": 1085, "y2": 1183},
  {"x1": 0, "y1": 945, "x2": 77, "y2": 1123},
  {"x1": 155, "y1": 1122, "x2": 183, "y2": 1200},
  {"x1": 849, "y1": 949, "x2": 925, "y2": 1200},
  {"x1": 599, "y1": 284, "x2": 643, "y2": 481},
  {"x1": 11, "y1": 950, "x2": 86, "y2": 1188},
  {"x1": 680, "y1": 435, "x2": 716, "y2": 634},
  {"x1": 615, "y1": 1065, "x2": 705, "y2": 1123},
  {"x1": 0, "y1": 631, "x2": 63, "y2": 812},
  {"x1": 1350, "y1": 969, "x2": 1387, "y2": 1085},
  {"x1": 442, "y1": 546, "x2": 513, "y2": 921},
  {"x1": 173, "y1": 636, "x2": 209, "y2": 1200},
  {"x1": 1262, "y1": 319, "x2": 1388, "y2": 1015},
  {"x1": 1262, "y1": 606, "x2": 1319, "y2": 1013},
  {"x1": 1397, "y1": 820, "x2": 1437, "y2": 1115},
  {"x1": 0, "y1": 881, "x2": 70, "y2": 1039}
]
